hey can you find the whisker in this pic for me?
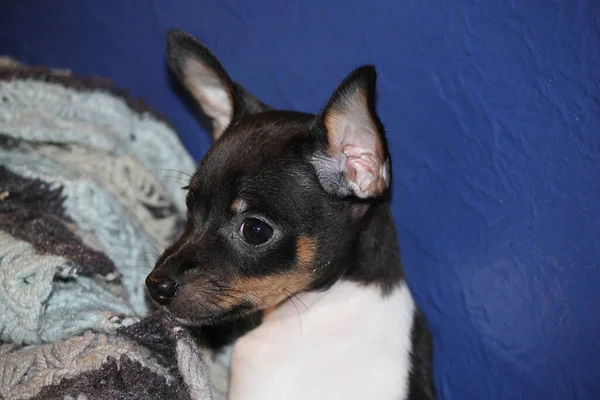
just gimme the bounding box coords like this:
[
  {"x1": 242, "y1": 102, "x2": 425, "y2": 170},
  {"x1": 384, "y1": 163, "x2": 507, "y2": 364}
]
[
  {"x1": 227, "y1": 289, "x2": 264, "y2": 305},
  {"x1": 155, "y1": 175, "x2": 190, "y2": 184},
  {"x1": 199, "y1": 286, "x2": 247, "y2": 307},
  {"x1": 155, "y1": 171, "x2": 190, "y2": 179},
  {"x1": 287, "y1": 289, "x2": 309, "y2": 312},
  {"x1": 283, "y1": 288, "x2": 303, "y2": 337},
  {"x1": 201, "y1": 297, "x2": 229, "y2": 316},
  {"x1": 144, "y1": 241, "x2": 163, "y2": 255},
  {"x1": 129, "y1": 264, "x2": 153, "y2": 271},
  {"x1": 155, "y1": 169, "x2": 194, "y2": 179},
  {"x1": 140, "y1": 253, "x2": 160, "y2": 263},
  {"x1": 140, "y1": 249, "x2": 160, "y2": 257},
  {"x1": 213, "y1": 285, "x2": 268, "y2": 308},
  {"x1": 190, "y1": 288, "x2": 227, "y2": 309},
  {"x1": 211, "y1": 293, "x2": 239, "y2": 307},
  {"x1": 210, "y1": 286, "x2": 258, "y2": 306}
]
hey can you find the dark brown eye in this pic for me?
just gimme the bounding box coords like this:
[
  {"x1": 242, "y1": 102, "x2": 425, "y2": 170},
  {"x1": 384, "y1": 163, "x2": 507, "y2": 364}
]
[
  {"x1": 185, "y1": 191, "x2": 195, "y2": 210},
  {"x1": 241, "y1": 218, "x2": 273, "y2": 245}
]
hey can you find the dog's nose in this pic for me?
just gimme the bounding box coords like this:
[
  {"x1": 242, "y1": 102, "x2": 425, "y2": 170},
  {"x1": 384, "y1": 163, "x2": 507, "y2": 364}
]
[{"x1": 146, "y1": 272, "x2": 179, "y2": 305}]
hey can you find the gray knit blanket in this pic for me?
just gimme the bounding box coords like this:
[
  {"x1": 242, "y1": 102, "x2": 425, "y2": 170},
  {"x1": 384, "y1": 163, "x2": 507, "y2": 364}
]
[{"x1": 0, "y1": 59, "x2": 220, "y2": 400}]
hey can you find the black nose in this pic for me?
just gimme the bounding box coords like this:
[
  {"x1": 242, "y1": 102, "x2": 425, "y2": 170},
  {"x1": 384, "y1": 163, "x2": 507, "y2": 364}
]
[{"x1": 146, "y1": 272, "x2": 179, "y2": 305}]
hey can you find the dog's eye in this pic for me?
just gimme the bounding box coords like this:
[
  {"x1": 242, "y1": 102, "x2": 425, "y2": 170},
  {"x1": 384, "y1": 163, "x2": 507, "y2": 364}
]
[
  {"x1": 241, "y1": 218, "x2": 273, "y2": 245},
  {"x1": 186, "y1": 191, "x2": 195, "y2": 210}
]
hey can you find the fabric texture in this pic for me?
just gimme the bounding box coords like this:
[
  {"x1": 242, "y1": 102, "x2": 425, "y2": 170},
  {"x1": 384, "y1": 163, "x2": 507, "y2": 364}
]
[{"x1": 0, "y1": 60, "x2": 219, "y2": 400}]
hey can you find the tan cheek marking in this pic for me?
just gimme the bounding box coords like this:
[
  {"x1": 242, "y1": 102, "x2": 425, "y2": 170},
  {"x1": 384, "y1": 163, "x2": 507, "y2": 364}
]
[
  {"x1": 296, "y1": 235, "x2": 317, "y2": 269},
  {"x1": 227, "y1": 273, "x2": 310, "y2": 308},
  {"x1": 222, "y1": 236, "x2": 318, "y2": 309},
  {"x1": 181, "y1": 275, "x2": 242, "y2": 311},
  {"x1": 214, "y1": 236, "x2": 318, "y2": 310}
]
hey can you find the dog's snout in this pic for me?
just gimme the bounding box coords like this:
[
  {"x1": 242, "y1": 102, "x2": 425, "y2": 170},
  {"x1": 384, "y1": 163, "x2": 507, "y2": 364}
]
[{"x1": 146, "y1": 272, "x2": 179, "y2": 305}]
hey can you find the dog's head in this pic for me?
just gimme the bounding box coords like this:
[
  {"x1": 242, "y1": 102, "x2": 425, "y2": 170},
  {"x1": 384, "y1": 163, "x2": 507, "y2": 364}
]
[{"x1": 146, "y1": 29, "x2": 392, "y2": 325}]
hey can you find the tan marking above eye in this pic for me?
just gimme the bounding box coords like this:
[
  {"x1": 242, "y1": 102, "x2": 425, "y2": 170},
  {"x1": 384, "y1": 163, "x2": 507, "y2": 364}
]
[{"x1": 231, "y1": 198, "x2": 247, "y2": 213}]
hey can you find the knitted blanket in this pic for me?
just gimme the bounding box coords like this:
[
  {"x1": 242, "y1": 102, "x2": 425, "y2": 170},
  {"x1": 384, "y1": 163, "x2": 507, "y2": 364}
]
[{"x1": 0, "y1": 59, "x2": 220, "y2": 400}]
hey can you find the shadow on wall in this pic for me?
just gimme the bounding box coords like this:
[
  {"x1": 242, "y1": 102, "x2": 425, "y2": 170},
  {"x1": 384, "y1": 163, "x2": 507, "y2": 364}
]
[{"x1": 0, "y1": 0, "x2": 599, "y2": 399}]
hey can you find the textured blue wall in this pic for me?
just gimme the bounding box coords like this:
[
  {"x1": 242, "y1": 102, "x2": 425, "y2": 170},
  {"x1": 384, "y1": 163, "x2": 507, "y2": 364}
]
[{"x1": 1, "y1": 1, "x2": 599, "y2": 398}]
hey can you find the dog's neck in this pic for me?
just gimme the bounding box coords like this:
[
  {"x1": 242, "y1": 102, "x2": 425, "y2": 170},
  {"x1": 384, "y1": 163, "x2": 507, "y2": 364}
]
[{"x1": 343, "y1": 201, "x2": 405, "y2": 293}]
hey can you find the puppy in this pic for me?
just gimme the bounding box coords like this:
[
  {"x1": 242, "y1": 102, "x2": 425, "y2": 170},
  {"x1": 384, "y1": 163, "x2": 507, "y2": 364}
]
[{"x1": 146, "y1": 29, "x2": 436, "y2": 400}]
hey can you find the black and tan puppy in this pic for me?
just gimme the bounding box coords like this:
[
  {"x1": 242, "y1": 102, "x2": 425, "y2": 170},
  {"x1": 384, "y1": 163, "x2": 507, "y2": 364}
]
[{"x1": 146, "y1": 29, "x2": 435, "y2": 400}]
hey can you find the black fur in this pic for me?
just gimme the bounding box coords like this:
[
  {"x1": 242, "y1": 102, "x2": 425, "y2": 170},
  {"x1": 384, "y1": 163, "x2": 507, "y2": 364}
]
[
  {"x1": 147, "y1": 29, "x2": 436, "y2": 399},
  {"x1": 409, "y1": 311, "x2": 437, "y2": 399}
]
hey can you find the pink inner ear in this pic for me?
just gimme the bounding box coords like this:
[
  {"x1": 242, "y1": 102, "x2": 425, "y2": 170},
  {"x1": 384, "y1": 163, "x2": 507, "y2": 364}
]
[
  {"x1": 325, "y1": 95, "x2": 389, "y2": 198},
  {"x1": 342, "y1": 145, "x2": 387, "y2": 197}
]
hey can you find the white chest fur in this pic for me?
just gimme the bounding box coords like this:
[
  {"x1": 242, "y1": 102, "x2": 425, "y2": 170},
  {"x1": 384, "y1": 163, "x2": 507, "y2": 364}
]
[{"x1": 229, "y1": 280, "x2": 416, "y2": 400}]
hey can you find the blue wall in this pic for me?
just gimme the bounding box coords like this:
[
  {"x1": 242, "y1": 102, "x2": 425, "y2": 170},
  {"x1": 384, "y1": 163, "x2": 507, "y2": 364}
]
[{"x1": 1, "y1": 1, "x2": 599, "y2": 398}]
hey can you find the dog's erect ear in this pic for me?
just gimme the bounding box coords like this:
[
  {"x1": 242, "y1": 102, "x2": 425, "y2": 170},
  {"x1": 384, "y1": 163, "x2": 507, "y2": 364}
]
[
  {"x1": 310, "y1": 66, "x2": 390, "y2": 199},
  {"x1": 166, "y1": 29, "x2": 269, "y2": 141}
]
